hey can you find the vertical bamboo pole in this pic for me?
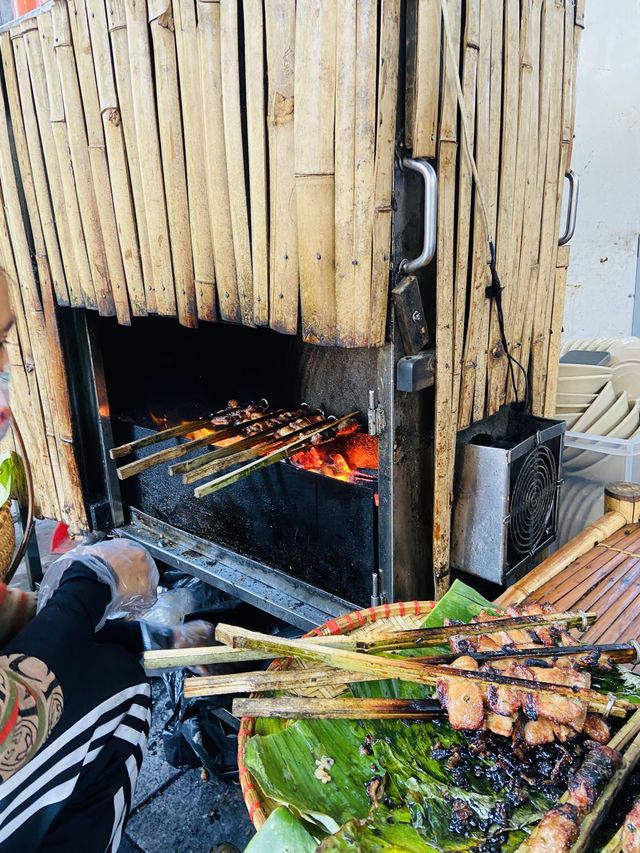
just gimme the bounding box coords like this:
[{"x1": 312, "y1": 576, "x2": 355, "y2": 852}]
[
  {"x1": 84, "y1": 0, "x2": 147, "y2": 318},
  {"x1": 5, "y1": 30, "x2": 70, "y2": 310},
  {"x1": 350, "y1": 0, "x2": 378, "y2": 346},
  {"x1": 433, "y1": 0, "x2": 460, "y2": 599},
  {"x1": 567, "y1": 0, "x2": 583, "y2": 169},
  {"x1": 125, "y1": 0, "x2": 177, "y2": 317},
  {"x1": 294, "y1": 0, "x2": 337, "y2": 346},
  {"x1": 369, "y1": 0, "x2": 402, "y2": 348},
  {"x1": 174, "y1": 0, "x2": 216, "y2": 321},
  {"x1": 411, "y1": 0, "x2": 440, "y2": 158},
  {"x1": 264, "y1": 0, "x2": 298, "y2": 335},
  {"x1": 486, "y1": 0, "x2": 519, "y2": 414},
  {"x1": 544, "y1": 244, "x2": 570, "y2": 417},
  {"x1": 333, "y1": 0, "x2": 356, "y2": 346},
  {"x1": 45, "y1": 5, "x2": 115, "y2": 317},
  {"x1": 198, "y1": 0, "x2": 240, "y2": 323},
  {"x1": 220, "y1": 0, "x2": 254, "y2": 327},
  {"x1": 458, "y1": 0, "x2": 493, "y2": 428},
  {"x1": 106, "y1": 0, "x2": 157, "y2": 314},
  {"x1": 243, "y1": 0, "x2": 269, "y2": 327},
  {"x1": 451, "y1": 0, "x2": 480, "y2": 419},
  {"x1": 148, "y1": 0, "x2": 197, "y2": 328}
]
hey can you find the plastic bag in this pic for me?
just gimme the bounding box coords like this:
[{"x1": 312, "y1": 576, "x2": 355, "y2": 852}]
[{"x1": 38, "y1": 539, "x2": 159, "y2": 630}]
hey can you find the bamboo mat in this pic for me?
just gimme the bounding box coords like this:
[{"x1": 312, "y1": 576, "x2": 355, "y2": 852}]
[{"x1": 526, "y1": 524, "x2": 640, "y2": 648}]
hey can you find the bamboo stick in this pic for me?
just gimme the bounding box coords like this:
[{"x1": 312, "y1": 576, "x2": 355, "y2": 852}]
[
  {"x1": 242, "y1": 0, "x2": 268, "y2": 327},
  {"x1": 143, "y1": 645, "x2": 274, "y2": 669},
  {"x1": 496, "y1": 511, "x2": 629, "y2": 606},
  {"x1": 110, "y1": 417, "x2": 215, "y2": 459},
  {"x1": 84, "y1": 0, "x2": 147, "y2": 319},
  {"x1": 220, "y1": 0, "x2": 254, "y2": 327},
  {"x1": 46, "y1": 5, "x2": 115, "y2": 318},
  {"x1": 411, "y1": 0, "x2": 440, "y2": 158},
  {"x1": 333, "y1": 0, "x2": 356, "y2": 346},
  {"x1": 6, "y1": 31, "x2": 69, "y2": 310},
  {"x1": 174, "y1": 0, "x2": 215, "y2": 322},
  {"x1": 197, "y1": 0, "x2": 240, "y2": 323},
  {"x1": 116, "y1": 432, "x2": 227, "y2": 480},
  {"x1": 232, "y1": 696, "x2": 443, "y2": 720},
  {"x1": 65, "y1": 0, "x2": 132, "y2": 325},
  {"x1": 599, "y1": 828, "x2": 622, "y2": 853},
  {"x1": 451, "y1": 0, "x2": 479, "y2": 417},
  {"x1": 294, "y1": 0, "x2": 336, "y2": 346},
  {"x1": 432, "y1": 0, "x2": 460, "y2": 598},
  {"x1": 125, "y1": 0, "x2": 176, "y2": 317},
  {"x1": 106, "y1": 0, "x2": 156, "y2": 314},
  {"x1": 148, "y1": 0, "x2": 196, "y2": 328},
  {"x1": 264, "y1": 0, "x2": 298, "y2": 335},
  {"x1": 369, "y1": 0, "x2": 401, "y2": 347},
  {"x1": 194, "y1": 413, "x2": 360, "y2": 498},
  {"x1": 566, "y1": 0, "x2": 584, "y2": 171}
]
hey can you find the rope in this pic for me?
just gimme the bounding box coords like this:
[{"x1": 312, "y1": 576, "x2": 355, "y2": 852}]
[{"x1": 597, "y1": 544, "x2": 640, "y2": 560}]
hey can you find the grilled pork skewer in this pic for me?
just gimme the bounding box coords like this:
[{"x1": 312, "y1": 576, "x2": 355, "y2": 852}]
[{"x1": 622, "y1": 798, "x2": 640, "y2": 853}]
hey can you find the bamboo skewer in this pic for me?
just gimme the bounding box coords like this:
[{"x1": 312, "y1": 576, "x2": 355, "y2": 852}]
[
  {"x1": 220, "y1": 0, "x2": 254, "y2": 327},
  {"x1": 232, "y1": 696, "x2": 444, "y2": 720},
  {"x1": 110, "y1": 418, "x2": 218, "y2": 459},
  {"x1": 197, "y1": 0, "x2": 239, "y2": 323},
  {"x1": 243, "y1": 0, "x2": 269, "y2": 327},
  {"x1": 174, "y1": 0, "x2": 216, "y2": 322},
  {"x1": 144, "y1": 645, "x2": 274, "y2": 669},
  {"x1": 264, "y1": 0, "x2": 298, "y2": 335},
  {"x1": 149, "y1": 0, "x2": 196, "y2": 329},
  {"x1": 116, "y1": 428, "x2": 236, "y2": 480},
  {"x1": 194, "y1": 413, "x2": 360, "y2": 498}
]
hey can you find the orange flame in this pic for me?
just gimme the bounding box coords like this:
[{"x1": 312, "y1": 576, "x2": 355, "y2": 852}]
[{"x1": 292, "y1": 448, "x2": 357, "y2": 483}]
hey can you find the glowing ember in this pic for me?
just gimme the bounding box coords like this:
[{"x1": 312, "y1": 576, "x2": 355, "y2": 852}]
[{"x1": 292, "y1": 448, "x2": 356, "y2": 483}]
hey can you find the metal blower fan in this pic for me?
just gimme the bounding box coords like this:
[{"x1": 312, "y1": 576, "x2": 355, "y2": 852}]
[{"x1": 450, "y1": 410, "x2": 564, "y2": 586}]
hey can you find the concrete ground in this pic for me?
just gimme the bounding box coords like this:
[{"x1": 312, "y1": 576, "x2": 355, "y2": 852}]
[{"x1": 14, "y1": 520, "x2": 256, "y2": 853}]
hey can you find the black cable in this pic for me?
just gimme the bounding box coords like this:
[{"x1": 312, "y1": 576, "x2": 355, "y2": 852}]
[{"x1": 485, "y1": 242, "x2": 530, "y2": 412}]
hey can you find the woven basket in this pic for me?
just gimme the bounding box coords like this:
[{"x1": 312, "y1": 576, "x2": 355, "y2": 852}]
[
  {"x1": 0, "y1": 500, "x2": 15, "y2": 582},
  {"x1": 237, "y1": 599, "x2": 436, "y2": 829}
]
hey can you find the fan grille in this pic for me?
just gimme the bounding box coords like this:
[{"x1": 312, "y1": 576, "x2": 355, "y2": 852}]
[{"x1": 509, "y1": 444, "x2": 557, "y2": 555}]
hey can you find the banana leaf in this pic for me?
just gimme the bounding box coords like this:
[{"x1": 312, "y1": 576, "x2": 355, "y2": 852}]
[{"x1": 244, "y1": 806, "x2": 318, "y2": 853}]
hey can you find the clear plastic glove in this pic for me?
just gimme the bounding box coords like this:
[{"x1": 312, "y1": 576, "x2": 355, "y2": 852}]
[{"x1": 38, "y1": 539, "x2": 159, "y2": 630}]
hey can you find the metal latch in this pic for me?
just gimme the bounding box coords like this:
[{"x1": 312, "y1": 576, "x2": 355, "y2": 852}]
[{"x1": 368, "y1": 390, "x2": 386, "y2": 436}]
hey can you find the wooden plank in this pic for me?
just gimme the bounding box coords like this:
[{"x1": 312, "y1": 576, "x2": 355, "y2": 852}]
[
  {"x1": 243, "y1": 0, "x2": 269, "y2": 327},
  {"x1": 334, "y1": 0, "x2": 356, "y2": 346},
  {"x1": 65, "y1": 0, "x2": 131, "y2": 325},
  {"x1": 174, "y1": 0, "x2": 215, "y2": 321},
  {"x1": 544, "y1": 247, "x2": 569, "y2": 417},
  {"x1": 412, "y1": 0, "x2": 440, "y2": 158},
  {"x1": 486, "y1": 0, "x2": 519, "y2": 414},
  {"x1": 264, "y1": 0, "x2": 298, "y2": 335},
  {"x1": 294, "y1": 0, "x2": 336, "y2": 345},
  {"x1": 148, "y1": 0, "x2": 197, "y2": 328},
  {"x1": 220, "y1": 0, "x2": 254, "y2": 327},
  {"x1": 6, "y1": 30, "x2": 70, "y2": 309},
  {"x1": 106, "y1": 0, "x2": 156, "y2": 314},
  {"x1": 370, "y1": 0, "x2": 402, "y2": 348},
  {"x1": 566, "y1": 3, "x2": 583, "y2": 169},
  {"x1": 451, "y1": 0, "x2": 480, "y2": 419},
  {"x1": 197, "y1": 0, "x2": 240, "y2": 323},
  {"x1": 432, "y1": 0, "x2": 460, "y2": 598},
  {"x1": 85, "y1": 0, "x2": 147, "y2": 318},
  {"x1": 125, "y1": 0, "x2": 177, "y2": 317}
]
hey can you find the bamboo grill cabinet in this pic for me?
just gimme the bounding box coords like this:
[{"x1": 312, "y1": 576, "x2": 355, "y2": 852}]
[{"x1": 0, "y1": 0, "x2": 583, "y2": 600}]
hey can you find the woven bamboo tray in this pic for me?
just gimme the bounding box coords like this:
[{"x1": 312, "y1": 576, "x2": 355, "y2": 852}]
[{"x1": 237, "y1": 599, "x2": 436, "y2": 829}]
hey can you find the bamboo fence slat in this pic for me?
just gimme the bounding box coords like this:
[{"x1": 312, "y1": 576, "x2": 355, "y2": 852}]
[
  {"x1": 543, "y1": 245, "x2": 570, "y2": 417},
  {"x1": 264, "y1": 0, "x2": 298, "y2": 335},
  {"x1": 411, "y1": 0, "x2": 440, "y2": 158},
  {"x1": 174, "y1": 0, "x2": 215, "y2": 322},
  {"x1": 6, "y1": 31, "x2": 70, "y2": 310},
  {"x1": 84, "y1": 0, "x2": 146, "y2": 318},
  {"x1": 294, "y1": 0, "x2": 337, "y2": 346},
  {"x1": 125, "y1": 0, "x2": 176, "y2": 317},
  {"x1": 148, "y1": 0, "x2": 196, "y2": 329},
  {"x1": 197, "y1": 0, "x2": 240, "y2": 323},
  {"x1": 432, "y1": 0, "x2": 460, "y2": 599},
  {"x1": 220, "y1": 0, "x2": 254, "y2": 328},
  {"x1": 567, "y1": 1, "x2": 583, "y2": 169},
  {"x1": 369, "y1": 0, "x2": 401, "y2": 348},
  {"x1": 106, "y1": 0, "x2": 156, "y2": 314},
  {"x1": 243, "y1": 0, "x2": 268, "y2": 327},
  {"x1": 333, "y1": 0, "x2": 357, "y2": 347}
]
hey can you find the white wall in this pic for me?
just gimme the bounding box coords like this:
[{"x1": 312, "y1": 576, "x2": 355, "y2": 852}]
[{"x1": 562, "y1": 0, "x2": 640, "y2": 339}]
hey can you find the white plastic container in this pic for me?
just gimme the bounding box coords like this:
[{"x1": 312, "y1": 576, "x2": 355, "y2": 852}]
[{"x1": 557, "y1": 431, "x2": 640, "y2": 547}]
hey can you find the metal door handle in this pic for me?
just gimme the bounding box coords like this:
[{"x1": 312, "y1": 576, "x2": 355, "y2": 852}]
[
  {"x1": 559, "y1": 170, "x2": 579, "y2": 246},
  {"x1": 399, "y1": 159, "x2": 437, "y2": 273}
]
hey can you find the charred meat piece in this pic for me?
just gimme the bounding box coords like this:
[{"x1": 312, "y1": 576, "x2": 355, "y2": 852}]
[
  {"x1": 524, "y1": 718, "x2": 556, "y2": 746},
  {"x1": 485, "y1": 681, "x2": 521, "y2": 716},
  {"x1": 519, "y1": 603, "x2": 556, "y2": 646},
  {"x1": 474, "y1": 609, "x2": 516, "y2": 648},
  {"x1": 622, "y1": 797, "x2": 640, "y2": 853},
  {"x1": 437, "y1": 657, "x2": 484, "y2": 730},
  {"x1": 553, "y1": 723, "x2": 578, "y2": 743},
  {"x1": 528, "y1": 803, "x2": 580, "y2": 853},
  {"x1": 486, "y1": 712, "x2": 516, "y2": 738},
  {"x1": 582, "y1": 713, "x2": 611, "y2": 744},
  {"x1": 528, "y1": 664, "x2": 591, "y2": 691},
  {"x1": 566, "y1": 742, "x2": 622, "y2": 815},
  {"x1": 532, "y1": 693, "x2": 587, "y2": 728}
]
